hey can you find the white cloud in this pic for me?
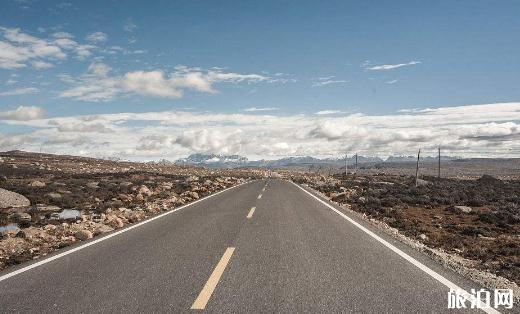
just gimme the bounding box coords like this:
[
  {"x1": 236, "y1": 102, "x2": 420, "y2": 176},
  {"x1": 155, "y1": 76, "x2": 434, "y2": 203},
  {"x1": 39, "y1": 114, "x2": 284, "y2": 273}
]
[
  {"x1": 86, "y1": 32, "x2": 108, "y2": 43},
  {"x1": 314, "y1": 110, "x2": 346, "y2": 115},
  {"x1": 3, "y1": 103, "x2": 520, "y2": 159},
  {"x1": 311, "y1": 76, "x2": 349, "y2": 87},
  {"x1": 0, "y1": 87, "x2": 39, "y2": 96},
  {"x1": 60, "y1": 64, "x2": 271, "y2": 102},
  {"x1": 0, "y1": 27, "x2": 96, "y2": 69},
  {"x1": 0, "y1": 106, "x2": 46, "y2": 120},
  {"x1": 31, "y1": 60, "x2": 53, "y2": 69},
  {"x1": 124, "y1": 20, "x2": 138, "y2": 32},
  {"x1": 87, "y1": 62, "x2": 111, "y2": 76},
  {"x1": 365, "y1": 61, "x2": 421, "y2": 71},
  {"x1": 385, "y1": 79, "x2": 398, "y2": 84},
  {"x1": 243, "y1": 107, "x2": 279, "y2": 112}
]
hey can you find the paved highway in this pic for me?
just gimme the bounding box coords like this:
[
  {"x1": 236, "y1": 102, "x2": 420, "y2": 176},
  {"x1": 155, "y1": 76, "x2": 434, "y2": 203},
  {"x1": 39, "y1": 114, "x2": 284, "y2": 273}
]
[{"x1": 0, "y1": 179, "x2": 501, "y2": 313}]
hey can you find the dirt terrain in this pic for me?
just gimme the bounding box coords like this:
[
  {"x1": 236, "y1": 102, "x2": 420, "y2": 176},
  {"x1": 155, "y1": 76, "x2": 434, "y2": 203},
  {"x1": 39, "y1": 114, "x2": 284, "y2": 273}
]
[
  {"x1": 290, "y1": 171, "x2": 520, "y2": 287},
  {"x1": 0, "y1": 151, "x2": 263, "y2": 270}
]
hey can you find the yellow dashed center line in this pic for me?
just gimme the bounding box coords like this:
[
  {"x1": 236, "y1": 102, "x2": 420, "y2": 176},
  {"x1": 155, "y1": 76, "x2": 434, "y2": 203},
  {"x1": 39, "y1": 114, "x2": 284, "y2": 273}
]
[
  {"x1": 191, "y1": 247, "x2": 235, "y2": 310},
  {"x1": 246, "y1": 207, "x2": 256, "y2": 219}
]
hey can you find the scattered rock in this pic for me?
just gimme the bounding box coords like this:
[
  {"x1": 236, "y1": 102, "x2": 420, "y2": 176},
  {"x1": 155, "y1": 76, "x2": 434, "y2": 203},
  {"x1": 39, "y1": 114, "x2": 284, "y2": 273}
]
[
  {"x1": 0, "y1": 188, "x2": 31, "y2": 208},
  {"x1": 107, "y1": 215, "x2": 124, "y2": 229},
  {"x1": 415, "y1": 179, "x2": 431, "y2": 187},
  {"x1": 186, "y1": 175, "x2": 199, "y2": 182},
  {"x1": 0, "y1": 224, "x2": 20, "y2": 238},
  {"x1": 453, "y1": 205, "x2": 472, "y2": 213},
  {"x1": 138, "y1": 185, "x2": 153, "y2": 197},
  {"x1": 419, "y1": 233, "x2": 429, "y2": 241},
  {"x1": 43, "y1": 224, "x2": 57, "y2": 232},
  {"x1": 93, "y1": 224, "x2": 114, "y2": 236},
  {"x1": 75, "y1": 230, "x2": 93, "y2": 241},
  {"x1": 35, "y1": 204, "x2": 62, "y2": 212},
  {"x1": 29, "y1": 181, "x2": 46, "y2": 187},
  {"x1": 12, "y1": 212, "x2": 31, "y2": 224},
  {"x1": 86, "y1": 182, "x2": 100, "y2": 189},
  {"x1": 46, "y1": 192, "x2": 62, "y2": 200}
]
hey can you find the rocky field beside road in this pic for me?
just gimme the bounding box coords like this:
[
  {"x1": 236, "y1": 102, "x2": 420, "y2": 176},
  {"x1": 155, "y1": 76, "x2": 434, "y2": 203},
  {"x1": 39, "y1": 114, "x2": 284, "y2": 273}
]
[
  {"x1": 0, "y1": 151, "x2": 262, "y2": 271},
  {"x1": 290, "y1": 171, "x2": 520, "y2": 289}
]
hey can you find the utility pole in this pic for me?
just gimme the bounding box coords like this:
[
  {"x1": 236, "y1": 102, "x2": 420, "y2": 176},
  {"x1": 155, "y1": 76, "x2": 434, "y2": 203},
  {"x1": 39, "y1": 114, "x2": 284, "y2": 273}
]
[
  {"x1": 438, "y1": 146, "x2": 441, "y2": 178},
  {"x1": 415, "y1": 149, "x2": 421, "y2": 187},
  {"x1": 345, "y1": 153, "x2": 348, "y2": 176}
]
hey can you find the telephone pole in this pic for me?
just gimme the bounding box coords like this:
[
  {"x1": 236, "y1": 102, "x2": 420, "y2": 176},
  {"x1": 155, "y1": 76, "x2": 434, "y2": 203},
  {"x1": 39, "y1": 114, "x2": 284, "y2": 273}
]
[
  {"x1": 438, "y1": 146, "x2": 441, "y2": 178},
  {"x1": 415, "y1": 149, "x2": 421, "y2": 187},
  {"x1": 345, "y1": 153, "x2": 348, "y2": 176}
]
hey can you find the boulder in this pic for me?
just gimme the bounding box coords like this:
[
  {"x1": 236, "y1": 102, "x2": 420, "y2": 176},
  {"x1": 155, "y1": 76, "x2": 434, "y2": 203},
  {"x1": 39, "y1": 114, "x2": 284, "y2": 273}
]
[
  {"x1": 0, "y1": 188, "x2": 30, "y2": 208},
  {"x1": 93, "y1": 224, "x2": 114, "y2": 236},
  {"x1": 43, "y1": 224, "x2": 57, "y2": 232},
  {"x1": 415, "y1": 179, "x2": 431, "y2": 187},
  {"x1": 454, "y1": 205, "x2": 472, "y2": 213},
  {"x1": 12, "y1": 212, "x2": 31, "y2": 223},
  {"x1": 0, "y1": 224, "x2": 20, "y2": 238},
  {"x1": 137, "y1": 185, "x2": 153, "y2": 197},
  {"x1": 75, "y1": 230, "x2": 93, "y2": 241},
  {"x1": 35, "y1": 204, "x2": 61, "y2": 212},
  {"x1": 186, "y1": 175, "x2": 199, "y2": 182},
  {"x1": 46, "y1": 192, "x2": 62, "y2": 200},
  {"x1": 107, "y1": 215, "x2": 124, "y2": 229},
  {"x1": 86, "y1": 182, "x2": 99, "y2": 189},
  {"x1": 29, "y1": 181, "x2": 46, "y2": 187}
]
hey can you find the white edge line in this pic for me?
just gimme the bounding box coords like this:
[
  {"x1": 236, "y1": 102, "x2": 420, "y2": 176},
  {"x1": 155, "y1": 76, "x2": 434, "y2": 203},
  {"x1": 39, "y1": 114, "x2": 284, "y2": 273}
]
[
  {"x1": 290, "y1": 181, "x2": 500, "y2": 314},
  {"x1": 0, "y1": 181, "x2": 251, "y2": 283}
]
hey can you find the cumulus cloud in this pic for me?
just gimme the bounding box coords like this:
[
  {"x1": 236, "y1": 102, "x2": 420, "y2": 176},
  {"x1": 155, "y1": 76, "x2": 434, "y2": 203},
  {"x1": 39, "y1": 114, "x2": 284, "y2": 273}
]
[
  {"x1": 3, "y1": 103, "x2": 520, "y2": 159},
  {"x1": 0, "y1": 87, "x2": 39, "y2": 96},
  {"x1": 0, "y1": 105, "x2": 46, "y2": 120},
  {"x1": 364, "y1": 61, "x2": 421, "y2": 71},
  {"x1": 86, "y1": 32, "x2": 108, "y2": 43},
  {"x1": 60, "y1": 64, "x2": 271, "y2": 102},
  {"x1": 0, "y1": 27, "x2": 96, "y2": 69}
]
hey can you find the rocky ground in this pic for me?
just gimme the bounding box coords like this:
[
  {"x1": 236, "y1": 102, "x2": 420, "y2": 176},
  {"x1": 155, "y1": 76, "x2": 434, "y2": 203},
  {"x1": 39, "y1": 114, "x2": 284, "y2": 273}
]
[
  {"x1": 0, "y1": 151, "x2": 263, "y2": 270},
  {"x1": 290, "y1": 171, "x2": 520, "y2": 288},
  {"x1": 349, "y1": 158, "x2": 520, "y2": 180}
]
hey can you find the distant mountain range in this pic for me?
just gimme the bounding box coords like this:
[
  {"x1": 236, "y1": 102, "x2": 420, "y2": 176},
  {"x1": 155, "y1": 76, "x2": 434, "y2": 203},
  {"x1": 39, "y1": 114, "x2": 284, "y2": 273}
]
[{"x1": 167, "y1": 153, "x2": 461, "y2": 169}]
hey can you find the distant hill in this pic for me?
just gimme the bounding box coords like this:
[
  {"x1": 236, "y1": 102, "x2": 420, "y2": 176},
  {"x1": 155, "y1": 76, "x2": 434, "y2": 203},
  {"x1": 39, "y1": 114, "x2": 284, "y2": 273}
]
[
  {"x1": 175, "y1": 153, "x2": 249, "y2": 168},
  {"x1": 173, "y1": 154, "x2": 384, "y2": 169}
]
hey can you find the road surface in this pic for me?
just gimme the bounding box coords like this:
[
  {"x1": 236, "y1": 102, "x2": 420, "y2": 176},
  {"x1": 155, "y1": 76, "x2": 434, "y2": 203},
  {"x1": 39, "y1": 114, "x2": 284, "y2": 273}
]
[{"x1": 0, "y1": 179, "x2": 503, "y2": 313}]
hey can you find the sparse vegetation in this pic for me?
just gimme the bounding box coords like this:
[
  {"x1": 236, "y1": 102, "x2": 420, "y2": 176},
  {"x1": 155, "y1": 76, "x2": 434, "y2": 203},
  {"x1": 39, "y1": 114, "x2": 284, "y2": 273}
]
[{"x1": 292, "y1": 172, "x2": 520, "y2": 285}]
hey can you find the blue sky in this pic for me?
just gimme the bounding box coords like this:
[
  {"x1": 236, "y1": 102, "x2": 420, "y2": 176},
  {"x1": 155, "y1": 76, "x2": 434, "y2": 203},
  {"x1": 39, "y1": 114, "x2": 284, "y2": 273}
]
[{"x1": 1, "y1": 1, "x2": 520, "y2": 159}]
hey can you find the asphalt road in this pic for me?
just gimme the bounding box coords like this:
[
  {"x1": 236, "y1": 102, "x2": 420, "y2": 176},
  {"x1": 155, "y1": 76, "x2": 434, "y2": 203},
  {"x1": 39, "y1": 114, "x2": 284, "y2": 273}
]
[{"x1": 0, "y1": 179, "x2": 506, "y2": 313}]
